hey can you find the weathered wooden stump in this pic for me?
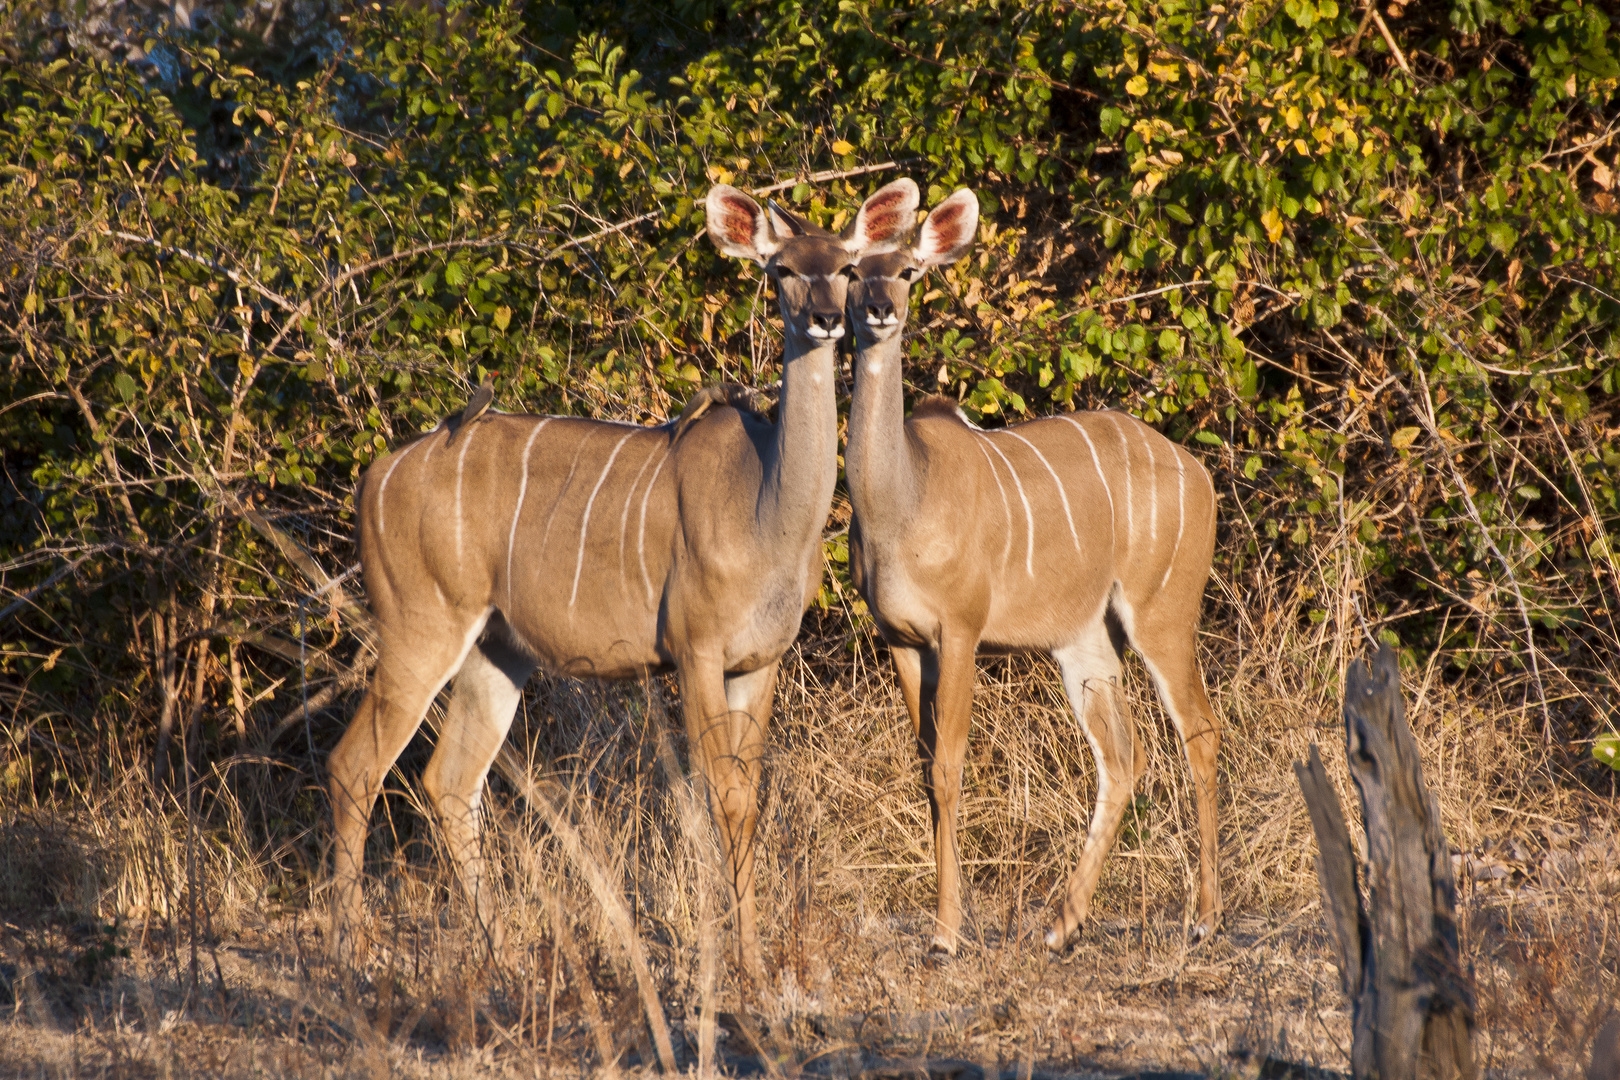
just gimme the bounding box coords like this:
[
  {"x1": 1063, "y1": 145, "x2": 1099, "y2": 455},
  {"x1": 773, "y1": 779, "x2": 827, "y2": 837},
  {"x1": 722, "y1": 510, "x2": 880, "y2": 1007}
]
[{"x1": 1293, "y1": 645, "x2": 1477, "y2": 1080}]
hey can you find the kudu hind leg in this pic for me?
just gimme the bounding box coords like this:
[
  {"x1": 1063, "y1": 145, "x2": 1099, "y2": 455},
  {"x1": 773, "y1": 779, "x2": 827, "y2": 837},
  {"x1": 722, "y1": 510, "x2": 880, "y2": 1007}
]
[
  {"x1": 421, "y1": 638, "x2": 534, "y2": 956},
  {"x1": 1046, "y1": 624, "x2": 1134, "y2": 952},
  {"x1": 327, "y1": 607, "x2": 489, "y2": 957},
  {"x1": 1130, "y1": 603, "x2": 1223, "y2": 940}
]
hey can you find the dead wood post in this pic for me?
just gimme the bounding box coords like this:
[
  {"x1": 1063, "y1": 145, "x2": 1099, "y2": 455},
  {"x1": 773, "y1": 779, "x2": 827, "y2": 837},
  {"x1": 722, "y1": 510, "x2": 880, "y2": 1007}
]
[{"x1": 1293, "y1": 644, "x2": 1477, "y2": 1080}]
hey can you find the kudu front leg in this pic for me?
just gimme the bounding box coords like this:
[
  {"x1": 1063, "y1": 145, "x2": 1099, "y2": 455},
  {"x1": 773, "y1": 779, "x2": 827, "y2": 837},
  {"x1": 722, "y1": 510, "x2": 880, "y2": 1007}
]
[
  {"x1": 916, "y1": 635, "x2": 976, "y2": 957},
  {"x1": 679, "y1": 658, "x2": 773, "y2": 985}
]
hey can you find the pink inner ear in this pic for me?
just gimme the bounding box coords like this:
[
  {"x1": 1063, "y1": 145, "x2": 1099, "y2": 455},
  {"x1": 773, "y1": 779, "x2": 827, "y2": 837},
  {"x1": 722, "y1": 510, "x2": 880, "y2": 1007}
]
[
  {"x1": 720, "y1": 196, "x2": 760, "y2": 244},
  {"x1": 921, "y1": 198, "x2": 974, "y2": 258},
  {"x1": 859, "y1": 191, "x2": 910, "y2": 241}
]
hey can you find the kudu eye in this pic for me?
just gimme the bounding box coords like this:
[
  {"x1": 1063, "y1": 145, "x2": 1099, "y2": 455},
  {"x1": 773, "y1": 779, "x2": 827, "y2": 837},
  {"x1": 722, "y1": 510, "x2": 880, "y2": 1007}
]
[
  {"x1": 839, "y1": 265, "x2": 859, "y2": 281},
  {"x1": 773, "y1": 264, "x2": 798, "y2": 280},
  {"x1": 898, "y1": 266, "x2": 919, "y2": 282}
]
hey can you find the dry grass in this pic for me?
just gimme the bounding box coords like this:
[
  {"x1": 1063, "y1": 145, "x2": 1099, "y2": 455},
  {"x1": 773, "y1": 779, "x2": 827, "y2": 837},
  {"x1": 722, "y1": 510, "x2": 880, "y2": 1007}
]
[{"x1": 2, "y1": 513, "x2": 1618, "y2": 1079}]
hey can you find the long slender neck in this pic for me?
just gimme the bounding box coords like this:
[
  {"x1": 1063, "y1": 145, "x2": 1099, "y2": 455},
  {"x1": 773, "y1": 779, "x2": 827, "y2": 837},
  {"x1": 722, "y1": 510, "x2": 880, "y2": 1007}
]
[
  {"x1": 755, "y1": 330, "x2": 840, "y2": 553},
  {"x1": 844, "y1": 328, "x2": 918, "y2": 538}
]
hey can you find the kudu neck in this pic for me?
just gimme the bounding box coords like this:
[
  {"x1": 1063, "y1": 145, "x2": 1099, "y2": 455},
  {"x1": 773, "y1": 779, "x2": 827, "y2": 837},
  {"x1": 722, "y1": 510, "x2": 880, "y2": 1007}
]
[
  {"x1": 845, "y1": 328, "x2": 919, "y2": 530},
  {"x1": 756, "y1": 332, "x2": 840, "y2": 549}
]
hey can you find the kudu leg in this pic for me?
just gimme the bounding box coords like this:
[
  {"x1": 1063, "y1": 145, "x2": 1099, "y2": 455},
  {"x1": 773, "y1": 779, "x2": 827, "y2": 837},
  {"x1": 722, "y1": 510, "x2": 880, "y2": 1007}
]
[
  {"x1": 1046, "y1": 623, "x2": 1137, "y2": 952},
  {"x1": 679, "y1": 658, "x2": 773, "y2": 984},
  {"x1": 1130, "y1": 603, "x2": 1223, "y2": 940},
  {"x1": 421, "y1": 639, "x2": 535, "y2": 957},
  {"x1": 890, "y1": 645, "x2": 931, "y2": 739},
  {"x1": 918, "y1": 634, "x2": 976, "y2": 957},
  {"x1": 328, "y1": 610, "x2": 489, "y2": 957}
]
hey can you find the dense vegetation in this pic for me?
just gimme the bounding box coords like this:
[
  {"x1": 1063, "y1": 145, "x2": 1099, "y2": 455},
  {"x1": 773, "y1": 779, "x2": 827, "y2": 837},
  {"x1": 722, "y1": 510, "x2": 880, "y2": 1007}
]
[{"x1": 2, "y1": 0, "x2": 1617, "y2": 817}]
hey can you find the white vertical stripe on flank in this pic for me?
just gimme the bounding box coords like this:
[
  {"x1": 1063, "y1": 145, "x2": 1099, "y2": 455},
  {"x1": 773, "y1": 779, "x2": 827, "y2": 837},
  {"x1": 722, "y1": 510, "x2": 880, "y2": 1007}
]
[
  {"x1": 1107, "y1": 414, "x2": 1134, "y2": 551},
  {"x1": 971, "y1": 437, "x2": 1015, "y2": 570},
  {"x1": 571, "y1": 431, "x2": 637, "y2": 609},
  {"x1": 1059, "y1": 415, "x2": 1116, "y2": 554},
  {"x1": 1002, "y1": 429, "x2": 1080, "y2": 551},
  {"x1": 1142, "y1": 430, "x2": 1159, "y2": 543},
  {"x1": 978, "y1": 433, "x2": 1035, "y2": 576},
  {"x1": 454, "y1": 426, "x2": 477, "y2": 563},
  {"x1": 638, "y1": 446, "x2": 672, "y2": 606},
  {"x1": 505, "y1": 420, "x2": 550, "y2": 606},
  {"x1": 1160, "y1": 448, "x2": 1187, "y2": 590},
  {"x1": 374, "y1": 440, "x2": 418, "y2": 540},
  {"x1": 617, "y1": 439, "x2": 660, "y2": 595}
]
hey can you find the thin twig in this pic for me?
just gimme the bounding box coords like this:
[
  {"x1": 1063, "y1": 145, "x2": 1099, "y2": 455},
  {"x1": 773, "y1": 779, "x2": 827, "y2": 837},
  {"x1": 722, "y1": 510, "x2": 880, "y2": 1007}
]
[
  {"x1": 0, "y1": 554, "x2": 93, "y2": 625},
  {"x1": 751, "y1": 159, "x2": 919, "y2": 196},
  {"x1": 1370, "y1": 8, "x2": 1412, "y2": 75}
]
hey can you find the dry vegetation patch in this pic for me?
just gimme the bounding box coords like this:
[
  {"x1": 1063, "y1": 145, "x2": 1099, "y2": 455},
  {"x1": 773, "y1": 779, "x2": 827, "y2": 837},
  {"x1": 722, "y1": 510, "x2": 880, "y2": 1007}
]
[{"x1": 3, "y1": 579, "x2": 1615, "y2": 1077}]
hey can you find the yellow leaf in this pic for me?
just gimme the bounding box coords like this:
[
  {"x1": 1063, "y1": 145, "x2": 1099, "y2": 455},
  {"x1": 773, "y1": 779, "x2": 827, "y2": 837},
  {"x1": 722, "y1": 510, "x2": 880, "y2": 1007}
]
[
  {"x1": 830, "y1": 139, "x2": 855, "y2": 156},
  {"x1": 1294, "y1": 138, "x2": 1311, "y2": 156},
  {"x1": 1391, "y1": 427, "x2": 1421, "y2": 450},
  {"x1": 1146, "y1": 60, "x2": 1179, "y2": 82},
  {"x1": 1261, "y1": 206, "x2": 1284, "y2": 243},
  {"x1": 1125, "y1": 75, "x2": 1149, "y2": 96},
  {"x1": 1284, "y1": 105, "x2": 1303, "y2": 130},
  {"x1": 1131, "y1": 170, "x2": 1165, "y2": 197},
  {"x1": 706, "y1": 165, "x2": 735, "y2": 185},
  {"x1": 255, "y1": 107, "x2": 275, "y2": 127},
  {"x1": 1312, "y1": 125, "x2": 1333, "y2": 145},
  {"x1": 1258, "y1": 115, "x2": 1272, "y2": 134},
  {"x1": 493, "y1": 306, "x2": 512, "y2": 332}
]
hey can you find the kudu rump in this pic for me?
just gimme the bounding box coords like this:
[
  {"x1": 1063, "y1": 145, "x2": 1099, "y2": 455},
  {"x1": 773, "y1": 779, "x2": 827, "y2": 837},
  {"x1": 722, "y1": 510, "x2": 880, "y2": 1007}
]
[
  {"x1": 845, "y1": 183, "x2": 1224, "y2": 955},
  {"x1": 328, "y1": 181, "x2": 917, "y2": 979}
]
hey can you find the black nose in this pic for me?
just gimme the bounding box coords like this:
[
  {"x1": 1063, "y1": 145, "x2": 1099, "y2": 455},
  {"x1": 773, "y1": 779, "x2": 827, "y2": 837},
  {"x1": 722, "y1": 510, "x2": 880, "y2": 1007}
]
[
  {"x1": 867, "y1": 301, "x2": 894, "y2": 321},
  {"x1": 811, "y1": 310, "x2": 843, "y2": 331}
]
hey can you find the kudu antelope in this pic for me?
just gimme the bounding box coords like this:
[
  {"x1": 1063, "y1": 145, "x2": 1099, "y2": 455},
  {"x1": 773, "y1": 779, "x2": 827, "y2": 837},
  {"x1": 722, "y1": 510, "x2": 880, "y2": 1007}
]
[
  {"x1": 844, "y1": 184, "x2": 1223, "y2": 955},
  {"x1": 327, "y1": 181, "x2": 918, "y2": 979}
]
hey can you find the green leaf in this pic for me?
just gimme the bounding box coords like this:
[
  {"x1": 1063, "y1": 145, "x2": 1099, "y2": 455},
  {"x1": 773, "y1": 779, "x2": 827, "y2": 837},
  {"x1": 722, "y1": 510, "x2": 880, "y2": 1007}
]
[
  {"x1": 1486, "y1": 222, "x2": 1517, "y2": 252},
  {"x1": 1595, "y1": 734, "x2": 1620, "y2": 773},
  {"x1": 113, "y1": 373, "x2": 137, "y2": 401},
  {"x1": 1099, "y1": 106, "x2": 1125, "y2": 138}
]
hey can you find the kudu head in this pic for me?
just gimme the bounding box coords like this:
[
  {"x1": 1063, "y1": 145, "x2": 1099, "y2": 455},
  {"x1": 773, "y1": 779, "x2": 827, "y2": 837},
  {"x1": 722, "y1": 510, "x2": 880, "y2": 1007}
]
[
  {"x1": 849, "y1": 187, "x2": 979, "y2": 345},
  {"x1": 706, "y1": 179, "x2": 921, "y2": 348}
]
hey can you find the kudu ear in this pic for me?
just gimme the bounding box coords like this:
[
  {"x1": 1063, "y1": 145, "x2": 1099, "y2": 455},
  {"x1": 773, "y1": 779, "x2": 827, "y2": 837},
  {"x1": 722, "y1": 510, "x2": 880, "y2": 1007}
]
[
  {"x1": 766, "y1": 199, "x2": 812, "y2": 240},
  {"x1": 913, "y1": 188, "x2": 979, "y2": 268},
  {"x1": 842, "y1": 177, "x2": 920, "y2": 254},
  {"x1": 705, "y1": 185, "x2": 782, "y2": 265}
]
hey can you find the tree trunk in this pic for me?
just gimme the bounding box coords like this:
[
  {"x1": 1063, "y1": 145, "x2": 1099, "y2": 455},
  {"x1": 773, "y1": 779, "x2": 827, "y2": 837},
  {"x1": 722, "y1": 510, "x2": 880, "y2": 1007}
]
[{"x1": 1293, "y1": 644, "x2": 1477, "y2": 1080}]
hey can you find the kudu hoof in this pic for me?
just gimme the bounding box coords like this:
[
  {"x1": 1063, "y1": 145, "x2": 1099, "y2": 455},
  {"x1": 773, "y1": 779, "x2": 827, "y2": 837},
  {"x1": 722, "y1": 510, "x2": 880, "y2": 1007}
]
[{"x1": 1043, "y1": 922, "x2": 1084, "y2": 955}]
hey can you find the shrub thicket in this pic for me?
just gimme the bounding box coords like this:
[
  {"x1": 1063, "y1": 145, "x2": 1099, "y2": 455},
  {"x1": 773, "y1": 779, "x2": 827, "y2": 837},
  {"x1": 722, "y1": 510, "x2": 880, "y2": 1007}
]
[{"x1": 2, "y1": 0, "x2": 1617, "y2": 834}]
